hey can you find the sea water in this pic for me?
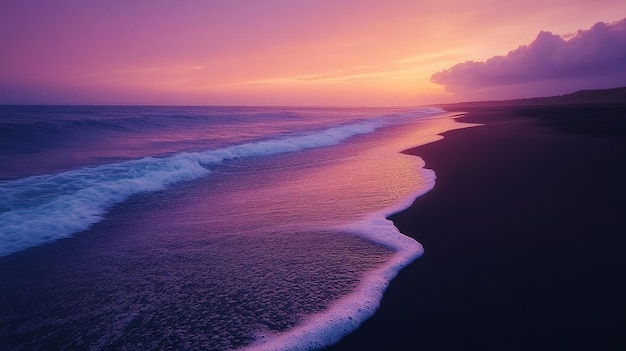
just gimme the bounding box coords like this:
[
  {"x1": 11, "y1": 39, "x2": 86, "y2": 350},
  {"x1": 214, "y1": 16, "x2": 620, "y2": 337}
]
[{"x1": 0, "y1": 105, "x2": 468, "y2": 350}]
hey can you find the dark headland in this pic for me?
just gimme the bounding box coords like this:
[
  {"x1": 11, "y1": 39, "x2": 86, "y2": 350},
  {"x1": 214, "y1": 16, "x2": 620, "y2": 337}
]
[{"x1": 327, "y1": 87, "x2": 626, "y2": 350}]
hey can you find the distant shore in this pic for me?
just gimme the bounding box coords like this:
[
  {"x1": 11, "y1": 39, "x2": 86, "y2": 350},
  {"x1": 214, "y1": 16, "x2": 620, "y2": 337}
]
[{"x1": 326, "y1": 100, "x2": 626, "y2": 350}]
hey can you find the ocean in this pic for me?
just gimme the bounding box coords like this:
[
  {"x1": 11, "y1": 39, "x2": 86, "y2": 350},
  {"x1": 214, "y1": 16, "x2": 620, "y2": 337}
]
[{"x1": 0, "y1": 105, "x2": 467, "y2": 350}]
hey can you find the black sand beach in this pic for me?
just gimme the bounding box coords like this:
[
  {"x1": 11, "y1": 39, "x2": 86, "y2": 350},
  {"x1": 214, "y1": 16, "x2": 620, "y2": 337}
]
[{"x1": 327, "y1": 101, "x2": 626, "y2": 350}]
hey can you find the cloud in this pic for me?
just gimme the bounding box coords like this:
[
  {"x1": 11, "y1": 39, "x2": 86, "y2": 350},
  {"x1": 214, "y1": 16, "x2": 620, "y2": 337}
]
[{"x1": 431, "y1": 18, "x2": 626, "y2": 92}]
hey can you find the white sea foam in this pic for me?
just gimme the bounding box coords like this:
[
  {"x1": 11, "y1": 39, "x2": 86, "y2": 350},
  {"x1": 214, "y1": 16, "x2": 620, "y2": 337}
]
[
  {"x1": 0, "y1": 109, "x2": 444, "y2": 257},
  {"x1": 0, "y1": 156, "x2": 209, "y2": 257},
  {"x1": 241, "y1": 163, "x2": 435, "y2": 351},
  {"x1": 238, "y1": 112, "x2": 479, "y2": 351}
]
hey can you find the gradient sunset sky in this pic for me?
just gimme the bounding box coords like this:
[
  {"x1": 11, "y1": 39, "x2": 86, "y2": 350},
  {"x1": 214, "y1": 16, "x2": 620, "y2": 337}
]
[{"x1": 1, "y1": 0, "x2": 626, "y2": 106}]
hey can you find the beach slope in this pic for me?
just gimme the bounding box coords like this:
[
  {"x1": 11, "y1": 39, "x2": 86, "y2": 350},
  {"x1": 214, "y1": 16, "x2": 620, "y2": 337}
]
[{"x1": 327, "y1": 97, "x2": 626, "y2": 350}]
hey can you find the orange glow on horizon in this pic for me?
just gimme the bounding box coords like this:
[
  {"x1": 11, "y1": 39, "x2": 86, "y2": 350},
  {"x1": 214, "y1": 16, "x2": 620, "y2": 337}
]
[{"x1": 1, "y1": 0, "x2": 625, "y2": 105}]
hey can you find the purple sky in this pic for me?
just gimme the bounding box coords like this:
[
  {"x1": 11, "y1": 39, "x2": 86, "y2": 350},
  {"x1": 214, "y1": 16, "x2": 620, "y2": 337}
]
[{"x1": 1, "y1": 1, "x2": 626, "y2": 105}]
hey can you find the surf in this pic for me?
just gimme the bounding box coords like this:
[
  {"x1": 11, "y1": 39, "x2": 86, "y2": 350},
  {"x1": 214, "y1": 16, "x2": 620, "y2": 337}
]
[{"x1": 0, "y1": 107, "x2": 444, "y2": 257}]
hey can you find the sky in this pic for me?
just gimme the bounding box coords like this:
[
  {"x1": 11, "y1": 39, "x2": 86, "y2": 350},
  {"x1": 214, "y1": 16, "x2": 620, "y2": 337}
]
[{"x1": 1, "y1": 0, "x2": 626, "y2": 106}]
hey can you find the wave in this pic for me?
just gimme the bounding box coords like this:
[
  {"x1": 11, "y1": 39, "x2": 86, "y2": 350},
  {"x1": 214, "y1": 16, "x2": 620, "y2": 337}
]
[
  {"x1": 0, "y1": 109, "x2": 443, "y2": 257},
  {"x1": 0, "y1": 106, "x2": 444, "y2": 156}
]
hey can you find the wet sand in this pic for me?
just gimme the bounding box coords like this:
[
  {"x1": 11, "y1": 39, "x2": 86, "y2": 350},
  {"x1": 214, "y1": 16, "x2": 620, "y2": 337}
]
[{"x1": 327, "y1": 102, "x2": 626, "y2": 350}]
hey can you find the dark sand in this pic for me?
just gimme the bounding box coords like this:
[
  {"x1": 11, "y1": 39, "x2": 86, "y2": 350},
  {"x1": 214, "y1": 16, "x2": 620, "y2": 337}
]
[{"x1": 327, "y1": 103, "x2": 626, "y2": 350}]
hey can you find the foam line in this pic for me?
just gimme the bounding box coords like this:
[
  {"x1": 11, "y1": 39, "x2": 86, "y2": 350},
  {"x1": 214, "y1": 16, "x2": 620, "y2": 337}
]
[
  {"x1": 241, "y1": 162, "x2": 435, "y2": 351},
  {"x1": 0, "y1": 109, "x2": 444, "y2": 257}
]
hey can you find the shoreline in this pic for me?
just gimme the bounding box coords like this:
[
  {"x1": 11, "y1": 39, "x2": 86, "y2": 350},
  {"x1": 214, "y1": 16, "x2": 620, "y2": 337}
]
[
  {"x1": 0, "y1": 107, "x2": 465, "y2": 351},
  {"x1": 326, "y1": 102, "x2": 626, "y2": 350}
]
